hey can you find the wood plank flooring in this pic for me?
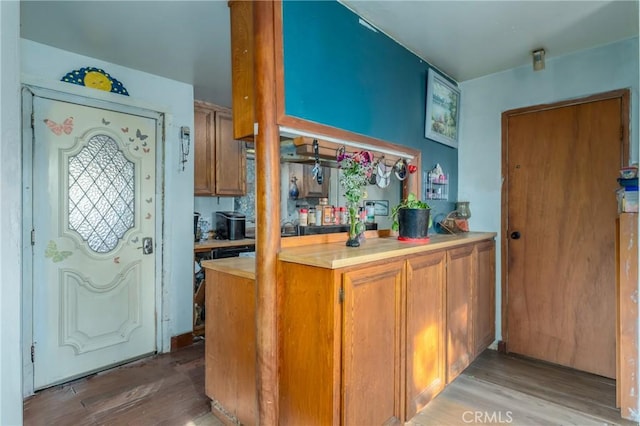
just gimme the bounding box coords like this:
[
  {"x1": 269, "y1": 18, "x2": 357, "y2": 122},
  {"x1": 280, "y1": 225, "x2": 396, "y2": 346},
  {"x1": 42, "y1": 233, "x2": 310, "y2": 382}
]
[{"x1": 24, "y1": 342, "x2": 636, "y2": 425}]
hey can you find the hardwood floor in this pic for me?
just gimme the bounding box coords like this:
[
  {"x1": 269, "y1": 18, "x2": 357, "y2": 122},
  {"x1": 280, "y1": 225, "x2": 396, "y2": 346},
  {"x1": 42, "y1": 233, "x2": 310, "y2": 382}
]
[
  {"x1": 410, "y1": 350, "x2": 636, "y2": 426},
  {"x1": 24, "y1": 342, "x2": 635, "y2": 425},
  {"x1": 23, "y1": 341, "x2": 217, "y2": 426}
]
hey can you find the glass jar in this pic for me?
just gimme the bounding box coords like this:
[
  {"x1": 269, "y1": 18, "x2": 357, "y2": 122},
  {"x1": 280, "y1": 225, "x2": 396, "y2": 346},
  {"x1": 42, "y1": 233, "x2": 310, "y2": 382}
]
[
  {"x1": 338, "y1": 206, "x2": 347, "y2": 225},
  {"x1": 307, "y1": 207, "x2": 316, "y2": 226},
  {"x1": 298, "y1": 208, "x2": 308, "y2": 226},
  {"x1": 365, "y1": 201, "x2": 375, "y2": 223},
  {"x1": 456, "y1": 201, "x2": 471, "y2": 219}
]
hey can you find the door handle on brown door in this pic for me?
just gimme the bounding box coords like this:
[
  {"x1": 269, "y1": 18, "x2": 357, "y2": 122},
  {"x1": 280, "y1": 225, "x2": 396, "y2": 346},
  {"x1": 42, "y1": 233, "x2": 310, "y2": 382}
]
[
  {"x1": 510, "y1": 231, "x2": 521, "y2": 239},
  {"x1": 138, "y1": 237, "x2": 153, "y2": 254}
]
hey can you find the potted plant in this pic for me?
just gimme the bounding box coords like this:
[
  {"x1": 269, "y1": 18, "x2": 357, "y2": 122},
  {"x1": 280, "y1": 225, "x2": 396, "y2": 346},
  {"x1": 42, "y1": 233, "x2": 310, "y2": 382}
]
[
  {"x1": 391, "y1": 193, "x2": 431, "y2": 242},
  {"x1": 337, "y1": 149, "x2": 375, "y2": 247}
]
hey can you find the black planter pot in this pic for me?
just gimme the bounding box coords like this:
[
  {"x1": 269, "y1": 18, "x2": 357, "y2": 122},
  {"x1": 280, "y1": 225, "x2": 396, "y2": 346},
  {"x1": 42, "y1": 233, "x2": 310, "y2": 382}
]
[{"x1": 398, "y1": 208, "x2": 430, "y2": 241}]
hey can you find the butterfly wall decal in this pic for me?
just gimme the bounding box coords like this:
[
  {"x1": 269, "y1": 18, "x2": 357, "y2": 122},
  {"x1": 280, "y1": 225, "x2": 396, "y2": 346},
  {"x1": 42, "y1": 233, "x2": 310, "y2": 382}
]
[
  {"x1": 102, "y1": 118, "x2": 111, "y2": 125},
  {"x1": 134, "y1": 146, "x2": 139, "y2": 151},
  {"x1": 145, "y1": 198, "x2": 152, "y2": 203},
  {"x1": 44, "y1": 240, "x2": 73, "y2": 263},
  {"x1": 136, "y1": 129, "x2": 149, "y2": 141},
  {"x1": 146, "y1": 213, "x2": 152, "y2": 219},
  {"x1": 121, "y1": 127, "x2": 129, "y2": 133},
  {"x1": 131, "y1": 236, "x2": 139, "y2": 244},
  {"x1": 143, "y1": 148, "x2": 150, "y2": 153},
  {"x1": 129, "y1": 137, "x2": 135, "y2": 142},
  {"x1": 44, "y1": 117, "x2": 74, "y2": 136}
]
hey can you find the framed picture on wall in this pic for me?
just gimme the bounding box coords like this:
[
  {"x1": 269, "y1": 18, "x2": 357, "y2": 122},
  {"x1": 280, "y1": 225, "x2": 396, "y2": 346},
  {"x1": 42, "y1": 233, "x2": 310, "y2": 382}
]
[{"x1": 425, "y1": 68, "x2": 461, "y2": 148}]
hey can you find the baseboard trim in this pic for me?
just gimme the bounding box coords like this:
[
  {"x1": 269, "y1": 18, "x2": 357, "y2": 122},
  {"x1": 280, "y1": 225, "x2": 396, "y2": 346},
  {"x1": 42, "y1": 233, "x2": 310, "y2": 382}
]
[{"x1": 171, "y1": 332, "x2": 194, "y2": 351}]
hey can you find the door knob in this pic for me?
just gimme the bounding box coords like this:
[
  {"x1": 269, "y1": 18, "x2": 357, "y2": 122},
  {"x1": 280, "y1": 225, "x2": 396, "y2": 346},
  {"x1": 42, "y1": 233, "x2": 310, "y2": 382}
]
[
  {"x1": 510, "y1": 231, "x2": 521, "y2": 240},
  {"x1": 137, "y1": 237, "x2": 153, "y2": 254}
]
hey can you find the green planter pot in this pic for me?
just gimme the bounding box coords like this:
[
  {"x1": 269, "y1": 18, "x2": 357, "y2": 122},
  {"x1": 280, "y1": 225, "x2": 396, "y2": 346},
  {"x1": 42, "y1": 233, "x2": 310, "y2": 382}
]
[{"x1": 397, "y1": 208, "x2": 431, "y2": 242}]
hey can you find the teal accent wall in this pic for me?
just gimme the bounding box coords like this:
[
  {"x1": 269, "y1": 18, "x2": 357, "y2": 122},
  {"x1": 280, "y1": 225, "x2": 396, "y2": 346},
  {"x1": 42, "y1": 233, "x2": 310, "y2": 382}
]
[{"x1": 282, "y1": 0, "x2": 458, "y2": 213}]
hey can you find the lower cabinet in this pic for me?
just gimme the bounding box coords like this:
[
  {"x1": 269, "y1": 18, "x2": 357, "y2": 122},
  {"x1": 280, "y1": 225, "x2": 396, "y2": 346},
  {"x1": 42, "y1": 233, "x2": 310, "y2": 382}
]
[
  {"x1": 474, "y1": 240, "x2": 496, "y2": 356},
  {"x1": 205, "y1": 268, "x2": 257, "y2": 425},
  {"x1": 446, "y1": 244, "x2": 475, "y2": 382},
  {"x1": 405, "y1": 250, "x2": 447, "y2": 419},
  {"x1": 279, "y1": 239, "x2": 495, "y2": 425},
  {"x1": 342, "y1": 261, "x2": 405, "y2": 425}
]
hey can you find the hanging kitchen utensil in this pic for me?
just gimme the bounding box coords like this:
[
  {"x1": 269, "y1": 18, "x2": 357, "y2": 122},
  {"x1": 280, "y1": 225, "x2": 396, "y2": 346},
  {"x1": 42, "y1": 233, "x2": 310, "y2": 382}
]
[
  {"x1": 312, "y1": 139, "x2": 323, "y2": 184},
  {"x1": 394, "y1": 158, "x2": 408, "y2": 181},
  {"x1": 376, "y1": 160, "x2": 392, "y2": 188}
]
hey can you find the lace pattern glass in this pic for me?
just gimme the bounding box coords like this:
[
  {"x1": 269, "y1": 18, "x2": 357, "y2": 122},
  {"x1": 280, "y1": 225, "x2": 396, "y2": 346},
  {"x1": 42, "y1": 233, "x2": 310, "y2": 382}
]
[{"x1": 68, "y1": 135, "x2": 135, "y2": 253}]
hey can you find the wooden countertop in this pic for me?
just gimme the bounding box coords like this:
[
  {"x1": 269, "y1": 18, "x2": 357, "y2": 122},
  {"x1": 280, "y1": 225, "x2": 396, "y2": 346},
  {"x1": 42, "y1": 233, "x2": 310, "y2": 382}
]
[
  {"x1": 194, "y1": 238, "x2": 255, "y2": 253},
  {"x1": 201, "y1": 257, "x2": 256, "y2": 280},
  {"x1": 200, "y1": 232, "x2": 496, "y2": 276},
  {"x1": 278, "y1": 232, "x2": 496, "y2": 269}
]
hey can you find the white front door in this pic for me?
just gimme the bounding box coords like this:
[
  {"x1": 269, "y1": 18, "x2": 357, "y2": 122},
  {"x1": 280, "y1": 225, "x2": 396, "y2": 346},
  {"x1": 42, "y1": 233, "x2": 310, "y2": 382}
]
[{"x1": 31, "y1": 96, "x2": 158, "y2": 389}]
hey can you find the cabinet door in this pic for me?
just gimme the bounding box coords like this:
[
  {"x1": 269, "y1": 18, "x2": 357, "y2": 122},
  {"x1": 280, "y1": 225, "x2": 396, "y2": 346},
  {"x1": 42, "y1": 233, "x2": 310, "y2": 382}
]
[
  {"x1": 229, "y1": 0, "x2": 254, "y2": 140},
  {"x1": 342, "y1": 261, "x2": 404, "y2": 425},
  {"x1": 473, "y1": 240, "x2": 495, "y2": 356},
  {"x1": 446, "y1": 244, "x2": 474, "y2": 382},
  {"x1": 194, "y1": 105, "x2": 215, "y2": 195},
  {"x1": 214, "y1": 110, "x2": 246, "y2": 195},
  {"x1": 302, "y1": 164, "x2": 329, "y2": 198},
  {"x1": 405, "y1": 251, "x2": 446, "y2": 419},
  {"x1": 205, "y1": 270, "x2": 257, "y2": 424}
]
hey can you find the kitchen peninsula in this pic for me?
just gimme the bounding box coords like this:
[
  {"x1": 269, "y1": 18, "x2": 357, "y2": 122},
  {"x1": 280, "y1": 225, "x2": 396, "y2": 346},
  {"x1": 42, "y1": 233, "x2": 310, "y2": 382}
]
[{"x1": 202, "y1": 231, "x2": 496, "y2": 424}]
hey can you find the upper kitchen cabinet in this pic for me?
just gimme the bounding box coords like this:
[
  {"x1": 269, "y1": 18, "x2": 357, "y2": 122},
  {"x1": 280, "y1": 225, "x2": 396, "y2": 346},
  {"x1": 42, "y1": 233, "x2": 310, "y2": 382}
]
[
  {"x1": 288, "y1": 163, "x2": 330, "y2": 199},
  {"x1": 194, "y1": 101, "x2": 247, "y2": 196}
]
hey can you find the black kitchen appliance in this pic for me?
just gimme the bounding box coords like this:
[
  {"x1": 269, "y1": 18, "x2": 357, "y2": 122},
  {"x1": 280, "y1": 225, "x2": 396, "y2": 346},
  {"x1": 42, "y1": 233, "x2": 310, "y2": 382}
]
[{"x1": 215, "y1": 211, "x2": 246, "y2": 240}]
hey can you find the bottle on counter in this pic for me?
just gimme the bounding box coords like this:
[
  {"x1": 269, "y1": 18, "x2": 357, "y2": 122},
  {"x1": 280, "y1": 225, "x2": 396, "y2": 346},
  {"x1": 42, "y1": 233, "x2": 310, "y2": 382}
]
[
  {"x1": 365, "y1": 201, "x2": 375, "y2": 223},
  {"x1": 315, "y1": 207, "x2": 323, "y2": 226},
  {"x1": 299, "y1": 208, "x2": 308, "y2": 226},
  {"x1": 338, "y1": 206, "x2": 347, "y2": 225},
  {"x1": 308, "y1": 207, "x2": 316, "y2": 226}
]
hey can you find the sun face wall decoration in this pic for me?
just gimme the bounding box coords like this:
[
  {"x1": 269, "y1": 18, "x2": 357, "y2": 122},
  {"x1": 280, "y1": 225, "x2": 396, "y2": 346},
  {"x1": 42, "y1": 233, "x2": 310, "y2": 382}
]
[{"x1": 61, "y1": 67, "x2": 129, "y2": 96}]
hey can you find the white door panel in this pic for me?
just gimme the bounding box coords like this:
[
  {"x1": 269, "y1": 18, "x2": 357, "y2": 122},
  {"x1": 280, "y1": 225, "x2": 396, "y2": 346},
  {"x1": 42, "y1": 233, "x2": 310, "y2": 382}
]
[{"x1": 32, "y1": 96, "x2": 157, "y2": 389}]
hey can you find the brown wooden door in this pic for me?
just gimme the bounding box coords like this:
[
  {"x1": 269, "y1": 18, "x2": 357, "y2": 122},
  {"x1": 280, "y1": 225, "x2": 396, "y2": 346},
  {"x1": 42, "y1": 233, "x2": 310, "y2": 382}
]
[
  {"x1": 446, "y1": 244, "x2": 474, "y2": 382},
  {"x1": 504, "y1": 92, "x2": 628, "y2": 378},
  {"x1": 342, "y1": 261, "x2": 405, "y2": 425},
  {"x1": 405, "y1": 251, "x2": 446, "y2": 419}
]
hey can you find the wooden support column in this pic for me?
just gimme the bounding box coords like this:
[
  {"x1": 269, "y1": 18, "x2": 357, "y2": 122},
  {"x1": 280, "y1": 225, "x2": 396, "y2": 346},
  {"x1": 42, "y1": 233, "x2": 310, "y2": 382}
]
[{"x1": 254, "y1": 1, "x2": 280, "y2": 424}]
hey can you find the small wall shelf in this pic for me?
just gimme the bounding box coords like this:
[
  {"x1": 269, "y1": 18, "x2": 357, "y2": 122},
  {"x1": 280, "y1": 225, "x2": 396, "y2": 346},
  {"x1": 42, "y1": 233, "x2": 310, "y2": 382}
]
[{"x1": 425, "y1": 172, "x2": 449, "y2": 201}]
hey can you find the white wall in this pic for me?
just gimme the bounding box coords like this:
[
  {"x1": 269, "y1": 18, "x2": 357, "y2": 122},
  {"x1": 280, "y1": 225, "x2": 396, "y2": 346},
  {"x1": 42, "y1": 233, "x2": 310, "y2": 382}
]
[
  {"x1": 1, "y1": 2, "x2": 25, "y2": 424},
  {"x1": 459, "y1": 37, "x2": 639, "y2": 344},
  {"x1": 20, "y1": 39, "x2": 196, "y2": 352}
]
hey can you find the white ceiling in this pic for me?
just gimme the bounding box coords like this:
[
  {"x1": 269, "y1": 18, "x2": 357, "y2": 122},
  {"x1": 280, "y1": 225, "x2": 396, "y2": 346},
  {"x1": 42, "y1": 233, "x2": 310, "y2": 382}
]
[{"x1": 20, "y1": 1, "x2": 639, "y2": 107}]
